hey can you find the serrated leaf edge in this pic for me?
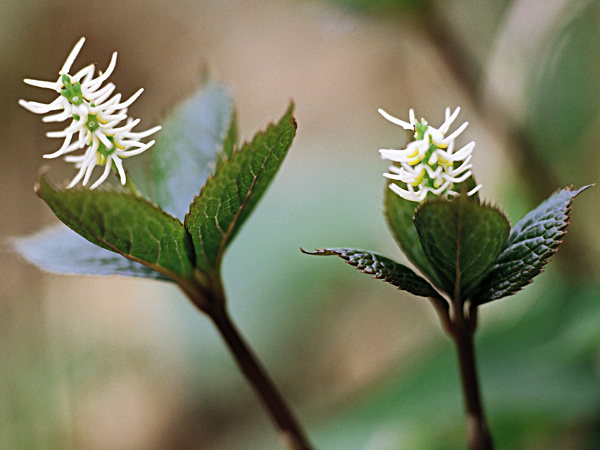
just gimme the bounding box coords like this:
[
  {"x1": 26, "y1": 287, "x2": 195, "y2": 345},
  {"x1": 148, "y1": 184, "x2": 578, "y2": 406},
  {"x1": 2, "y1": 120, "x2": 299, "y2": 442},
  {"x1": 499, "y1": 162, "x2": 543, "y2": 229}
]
[
  {"x1": 473, "y1": 184, "x2": 593, "y2": 303},
  {"x1": 301, "y1": 247, "x2": 440, "y2": 298},
  {"x1": 413, "y1": 194, "x2": 511, "y2": 299},
  {"x1": 184, "y1": 103, "x2": 296, "y2": 272},
  {"x1": 36, "y1": 174, "x2": 195, "y2": 283}
]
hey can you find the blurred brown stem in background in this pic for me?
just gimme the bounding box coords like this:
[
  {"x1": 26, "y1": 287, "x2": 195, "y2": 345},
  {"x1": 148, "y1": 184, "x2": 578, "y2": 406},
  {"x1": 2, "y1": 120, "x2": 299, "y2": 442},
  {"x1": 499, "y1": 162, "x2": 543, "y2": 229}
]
[{"x1": 425, "y1": 8, "x2": 594, "y2": 279}]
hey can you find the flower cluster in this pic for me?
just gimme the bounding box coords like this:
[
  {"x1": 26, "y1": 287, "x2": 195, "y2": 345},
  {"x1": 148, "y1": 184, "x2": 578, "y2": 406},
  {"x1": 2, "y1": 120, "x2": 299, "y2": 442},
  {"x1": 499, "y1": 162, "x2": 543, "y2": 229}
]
[
  {"x1": 378, "y1": 107, "x2": 481, "y2": 202},
  {"x1": 19, "y1": 37, "x2": 161, "y2": 189}
]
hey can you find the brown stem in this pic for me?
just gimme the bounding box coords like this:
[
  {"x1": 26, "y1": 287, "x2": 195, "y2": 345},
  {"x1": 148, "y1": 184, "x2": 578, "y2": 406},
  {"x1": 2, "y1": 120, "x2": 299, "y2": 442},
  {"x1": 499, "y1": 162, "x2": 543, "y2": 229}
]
[
  {"x1": 182, "y1": 275, "x2": 315, "y2": 450},
  {"x1": 451, "y1": 322, "x2": 493, "y2": 450},
  {"x1": 428, "y1": 292, "x2": 492, "y2": 449},
  {"x1": 210, "y1": 305, "x2": 315, "y2": 450}
]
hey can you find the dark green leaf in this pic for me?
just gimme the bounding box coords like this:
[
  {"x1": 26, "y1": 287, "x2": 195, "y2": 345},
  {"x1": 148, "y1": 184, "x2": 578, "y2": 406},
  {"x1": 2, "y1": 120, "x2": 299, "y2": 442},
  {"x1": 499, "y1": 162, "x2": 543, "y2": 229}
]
[
  {"x1": 152, "y1": 81, "x2": 235, "y2": 220},
  {"x1": 414, "y1": 195, "x2": 510, "y2": 299},
  {"x1": 185, "y1": 103, "x2": 296, "y2": 272},
  {"x1": 36, "y1": 175, "x2": 195, "y2": 282},
  {"x1": 302, "y1": 248, "x2": 439, "y2": 298},
  {"x1": 384, "y1": 181, "x2": 442, "y2": 287},
  {"x1": 12, "y1": 225, "x2": 169, "y2": 281},
  {"x1": 383, "y1": 176, "x2": 481, "y2": 290},
  {"x1": 471, "y1": 185, "x2": 593, "y2": 304}
]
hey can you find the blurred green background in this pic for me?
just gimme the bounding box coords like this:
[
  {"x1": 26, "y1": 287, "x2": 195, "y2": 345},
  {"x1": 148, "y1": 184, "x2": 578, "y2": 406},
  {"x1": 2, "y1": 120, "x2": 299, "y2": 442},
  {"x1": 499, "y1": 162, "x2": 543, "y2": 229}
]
[{"x1": 1, "y1": 0, "x2": 600, "y2": 449}]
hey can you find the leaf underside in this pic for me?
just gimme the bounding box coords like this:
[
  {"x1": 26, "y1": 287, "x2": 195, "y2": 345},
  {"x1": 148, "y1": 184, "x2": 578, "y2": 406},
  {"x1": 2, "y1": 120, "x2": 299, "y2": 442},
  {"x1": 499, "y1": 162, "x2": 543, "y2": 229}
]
[
  {"x1": 303, "y1": 248, "x2": 439, "y2": 298},
  {"x1": 152, "y1": 81, "x2": 235, "y2": 221},
  {"x1": 414, "y1": 195, "x2": 510, "y2": 299},
  {"x1": 36, "y1": 175, "x2": 195, "y2": 282},
  {"x1": 471, "y1": 185, "x2": 593, "y2": 304},
  {"x1": 12, "y1": 224, "x2": 169, "y2": 281},
  {"x1": 185, "y1": 103, "x2": 296, "y2": 273}
]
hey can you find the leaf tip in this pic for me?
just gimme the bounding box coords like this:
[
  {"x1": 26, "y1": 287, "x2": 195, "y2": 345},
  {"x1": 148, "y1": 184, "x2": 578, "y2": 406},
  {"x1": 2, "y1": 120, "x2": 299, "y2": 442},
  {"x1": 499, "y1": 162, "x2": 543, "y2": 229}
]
[
  {"x1": 573, "y1": 183, "x2": 595, "y2": 196},
  {"x1": 300, "y1": 247, "x2": 335, "y2": 256}
]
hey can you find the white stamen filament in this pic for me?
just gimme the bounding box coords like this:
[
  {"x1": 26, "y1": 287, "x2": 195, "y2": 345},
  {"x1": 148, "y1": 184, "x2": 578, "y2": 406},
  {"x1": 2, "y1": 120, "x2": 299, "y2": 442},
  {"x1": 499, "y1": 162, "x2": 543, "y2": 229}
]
[
  {"x1": 20, "y1": 37, "x2": 161, "y2": 189},
  {"x1": 379, "y1": 107, "x2": 481, "y2": 202}
]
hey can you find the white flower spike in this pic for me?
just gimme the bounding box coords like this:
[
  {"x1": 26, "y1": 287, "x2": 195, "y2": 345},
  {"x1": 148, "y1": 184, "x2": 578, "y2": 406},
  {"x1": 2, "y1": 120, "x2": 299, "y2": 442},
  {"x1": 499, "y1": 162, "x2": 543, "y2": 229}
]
[
  {"x1": 378, "y1": 107, "x2": 482, "y2": 202},
  {"x1": 19, "y1": 37, "x2": 161, "y2": 189}
]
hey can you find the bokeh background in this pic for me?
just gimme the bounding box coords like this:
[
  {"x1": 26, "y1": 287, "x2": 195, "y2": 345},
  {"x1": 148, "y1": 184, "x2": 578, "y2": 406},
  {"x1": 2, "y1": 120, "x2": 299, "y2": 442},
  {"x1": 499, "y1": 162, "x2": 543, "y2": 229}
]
[{"x1": 2, "y1": 0, "x2": 600, "y2": 449}]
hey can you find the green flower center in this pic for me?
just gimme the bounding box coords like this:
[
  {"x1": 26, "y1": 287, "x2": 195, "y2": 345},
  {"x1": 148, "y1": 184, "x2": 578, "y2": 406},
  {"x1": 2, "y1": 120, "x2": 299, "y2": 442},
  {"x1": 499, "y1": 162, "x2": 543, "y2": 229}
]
[
  {"x1": 86, "y1": 113, "x2": 99, "y2": 132},
  {"x1": 97, "y1": 136, "x2": 116, "y2": 157},
  {"x1": 410, "y1": 121, "x2": 454, "y2": 198},
  {"x1": 60, "y1": 74, "x2": 83, "y2": 106},
  {"x1": 415, "y1": 121, "x2": 428, "y2": 140}
]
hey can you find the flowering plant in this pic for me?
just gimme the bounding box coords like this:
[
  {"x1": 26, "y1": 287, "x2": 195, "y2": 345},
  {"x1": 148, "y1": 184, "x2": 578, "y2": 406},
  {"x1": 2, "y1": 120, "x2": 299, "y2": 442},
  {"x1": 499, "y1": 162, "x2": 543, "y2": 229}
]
[
  {"x1": 16, "y1": 38, "x2": 313, "y2": 450},
  {"x1": 13, "y1": 37, "x2": 594, "y2": 450},
  {"x1": 378, "y1": 107, "x2": 481, "y2": 202},
  {"x1": 305, "y1": 107, "x2": 592, "y2": 450},
  {"x1": 20, "y1": 38, "x2": 161, "y2": 189}
]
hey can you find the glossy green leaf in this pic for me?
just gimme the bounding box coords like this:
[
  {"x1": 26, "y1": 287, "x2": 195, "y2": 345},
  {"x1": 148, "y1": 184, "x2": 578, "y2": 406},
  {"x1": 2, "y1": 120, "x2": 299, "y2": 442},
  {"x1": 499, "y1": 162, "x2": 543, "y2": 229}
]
[
  {"x1": 384, "y1": 177, "x2": 481, "y2": 291},
  {"x1": 471, "y1": 185, "x2": 593, "y2": 304},
  {"x1": 414, "y1": 195, "x2": 510, "y2": 299},
  {"x1": 384, "y1": 181, "x2": 442, "y2": 287},
  {"x1": 36, "y1": 175, "x2": 195, "y2": 282},
  {"x1": 302, "y1": 248, "x2": 439, "y2": 298},
  {"x1": 185, "y1": 103, "x2": 296, "y2": 272},
  {"x1": 152, "y1": 81, "x2": 235, "y2": 220},
  {"x1": 12, "y1": 225, "x2": 169, "y2": 281}
]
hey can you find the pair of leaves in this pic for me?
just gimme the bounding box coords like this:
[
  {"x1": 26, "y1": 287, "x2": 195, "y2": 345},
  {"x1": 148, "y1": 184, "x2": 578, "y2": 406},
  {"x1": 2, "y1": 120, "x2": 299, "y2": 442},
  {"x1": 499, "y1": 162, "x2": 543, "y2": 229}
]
[
  {"x1": 310, "y1": 182, "x2": 590, "y2": 306},
  {"x1": 16, "y1": 82, "x2": 297, "y2": 285}
]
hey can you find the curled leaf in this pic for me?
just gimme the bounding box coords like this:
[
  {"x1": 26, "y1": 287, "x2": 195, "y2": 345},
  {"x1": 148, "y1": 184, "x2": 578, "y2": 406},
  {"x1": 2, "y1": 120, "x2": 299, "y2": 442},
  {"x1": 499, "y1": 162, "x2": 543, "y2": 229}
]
[{"x1": 302, "y1": 248, "x2": 440, "y2": 298}]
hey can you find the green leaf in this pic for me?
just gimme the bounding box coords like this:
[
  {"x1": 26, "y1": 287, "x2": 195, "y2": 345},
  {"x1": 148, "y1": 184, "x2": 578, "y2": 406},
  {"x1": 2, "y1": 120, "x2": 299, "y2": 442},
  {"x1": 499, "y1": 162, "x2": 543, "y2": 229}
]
[
  {"x1": 471, "y1": 185, "x2": 593, "y2": 304},
  {"x1": 36, "y1": 175, "x2": 195, "y2": 282},
  {"x1": 12, "y1": 225, "x2": 169, "y2": 281},
  {"x1": 414, "y1": 195, "x2": 510, "y2": 299},
  {"x1": 383, "y1": 176, "x2": 481, "y2": 291},
  {"x1": 302, "y1": 248, "x2": 439, "y2": 298},
  {"x1": 384, "y1": 181, "x2": 442, "y2": 287},
  {"x1": 185, "y1": 103, "x2": 296, "y2": 273},
  {"x1": 152, "y1": 81, "x2": 235, "y2": 220},
  {"x1": 214, "y1": 109, "x2": 238, "y2": 172}
]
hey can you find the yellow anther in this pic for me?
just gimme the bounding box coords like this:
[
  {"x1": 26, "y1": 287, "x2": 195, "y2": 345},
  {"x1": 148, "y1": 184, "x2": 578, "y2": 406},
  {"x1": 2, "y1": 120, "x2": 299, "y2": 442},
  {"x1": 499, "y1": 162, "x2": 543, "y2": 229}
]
[{"x1": 412, "y1": 169, "x2": 425, "y2": 186}]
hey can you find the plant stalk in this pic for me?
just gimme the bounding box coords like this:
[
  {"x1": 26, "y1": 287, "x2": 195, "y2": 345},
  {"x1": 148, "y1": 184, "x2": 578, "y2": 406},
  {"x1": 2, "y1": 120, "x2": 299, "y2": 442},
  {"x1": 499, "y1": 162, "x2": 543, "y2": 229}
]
[
  {"x1": 182, "y1": 273, "x2": 314, "y2": 450},
  {"x1": 209, "y1": 305, "x2": 315, "y2": 450},
  {"x1": 451, "y1": 322, "x2": 493, "y2": 450},
  {"x1": 431, "y1": 295, "x2": 492, "y2": 450}
]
